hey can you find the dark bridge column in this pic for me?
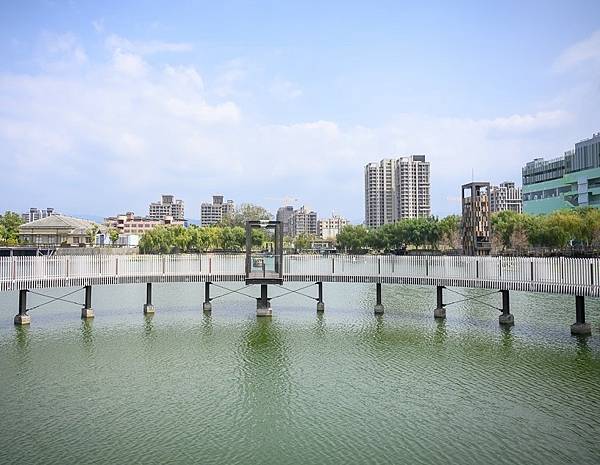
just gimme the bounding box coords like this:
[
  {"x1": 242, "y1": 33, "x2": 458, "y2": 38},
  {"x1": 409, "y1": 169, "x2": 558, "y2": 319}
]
[
  {"x1": 14, "y1": 289, "x2": 31, "y2": 325},
  {"x1": 434, "y1": 285, "x2": 446, "y2": 319},
  {"x1": 144, "y1": 283, "x2": 155, "y2": 314},
  {"x1": 317, "y1": 282, "x2": 325, "y2": 312},
  {"x1": 374, "y1": 282, "x2": 384, "y2": 314},
  {"x1": 498, "y1": 289, "x2": 513, "y2": 326},
  {"x1": 257, "y1": 284, "x2": 272, "y2": 317},
  {"x1": 203, "y1": 282, "x2": 212, "y2": 312},
  {"x1": 571, "y1": 296, "x2": 592, "y2": 335},
  {"x1": 81, "y1": 285, "x2": 94, "y2": 319}
]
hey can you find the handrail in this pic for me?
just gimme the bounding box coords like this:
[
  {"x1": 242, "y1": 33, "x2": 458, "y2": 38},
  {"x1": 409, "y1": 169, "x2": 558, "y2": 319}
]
[{"x1": 0, "y1": 254, "x2": 598, "y2": 296}]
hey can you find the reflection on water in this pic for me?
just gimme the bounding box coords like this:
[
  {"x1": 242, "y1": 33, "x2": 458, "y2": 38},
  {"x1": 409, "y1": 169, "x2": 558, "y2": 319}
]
[
  {"x1": 500, "y1": 325, "x2": 514, "y2": 353},
  {"x1": 434, "y1": 318, "x2": 447, "y2": 345},
  {"x1": 80, "y1": 318, "x2": 95, "y2": 355},
  {"x1": 13, "y1": 325, "x2": 31, "y2": 363}
]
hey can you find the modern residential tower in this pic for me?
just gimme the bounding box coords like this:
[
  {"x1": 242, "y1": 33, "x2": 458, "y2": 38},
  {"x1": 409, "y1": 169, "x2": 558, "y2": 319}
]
[{"x1": 364, "y1": 155, "x2": 430, "y2": 227}]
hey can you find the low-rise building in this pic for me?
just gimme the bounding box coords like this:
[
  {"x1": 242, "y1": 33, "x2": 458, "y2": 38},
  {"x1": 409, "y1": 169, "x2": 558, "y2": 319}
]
[
  {"x1": 19, "y1": 215, "x2": 106, "y2": 247},
  {"x1": 318, "y1": 215, "x2": 349, "y2": 241},
  {"x1": 104, "y1": 212, "x2": 184, "y2": 235}
]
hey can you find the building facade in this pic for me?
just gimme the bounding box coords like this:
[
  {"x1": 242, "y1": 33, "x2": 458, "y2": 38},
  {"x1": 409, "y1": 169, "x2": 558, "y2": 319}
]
[
  {"x1": 19, "y1": 215, "x2": 106, "y2": 247},
  {"x1": 148, "y1": 195, "x2": 185, "y2": 221},
  {"x1": 21, "y1": 207, "x2": 56, "y2": 223},
  {"x1": 461, "y1": 182, "x2": 491, "y2": 256},
  {"x1": 289, "y1": 206, "x2": 318, "y2": 237},
  {"x1": 364, "y1": 155, "x2": 430, "y2": 227},
  {"x1": 522, "y1": 132, "x2": 600, "y2": 214},
  {"x1": 104, "y1": 212, "x2": 184, "y2": 235},
  {"x1": 318, "y1": 215, "x2": 349, "y2": 241},
  {"x1": 489, "y1": 182, "x2": 522, "y2": 213},
  {"x1": 200, "y1": 195, "x2": 235, "y2": 227},
  {"x1": 276, "y1": 206, "x2": 295, "y2": 236}
]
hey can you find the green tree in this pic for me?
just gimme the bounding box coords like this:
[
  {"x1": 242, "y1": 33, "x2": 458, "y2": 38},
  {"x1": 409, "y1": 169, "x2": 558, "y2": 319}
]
[
  {"x1": 336, "y1": 225, "x2": 369, "y2": 253},
  {"x1": 220, "y1": 204, "x2": 272, "y2": 227},
  {"x1": 108, "y1": 228, "x2": 120, "y2": 245},
  {"x1": 294, "y1": 233, "x2": 312, "y2": 251},
  {"x1": 0, "y1": 211, "x2": 24, "y2": 245},
  {"x1": 439, "y1": 215, "x2": 461, "y2": 250},
  {"x1": 86, "y1": 225, "x2": 99, "y2": 246}
]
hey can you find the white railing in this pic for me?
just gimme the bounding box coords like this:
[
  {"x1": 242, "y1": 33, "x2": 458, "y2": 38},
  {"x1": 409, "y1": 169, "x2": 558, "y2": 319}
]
[{"x1": 0, "y1": 254, "x2": 599, "y2": 295}]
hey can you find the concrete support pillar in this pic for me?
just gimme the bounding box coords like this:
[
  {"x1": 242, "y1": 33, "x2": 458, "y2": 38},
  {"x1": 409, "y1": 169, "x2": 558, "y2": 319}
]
[
  {"x1": 498, "y1": 289, "x2": 513, "y2": 326},
  {"x1": 14, "y1": 289, "x2": 31, "y2": 325},
  {"x1": 434, "y1": 285, "x2": 446, "y2": 319},
  {"x1": 374, "y1": 282, "x2": 384, "y2": 314},
  {"x1": 317, "y1": 281, "x2": 325, "y2": 312},
  {"x1": 143, "y1": 282, "x2": 155, "y2": 314},
  {"x1": 571, "y1": 295, "x2": 592, "y2": 335},
  {"x1": 203, "y1": 282, "x2": 212, "y2": 312},
  {"x1": 81, "y1": 285, "x2": 94, "y2": 319},
  {"x1": 256, "y1": 284, "x2": 272, "y2": 317}
]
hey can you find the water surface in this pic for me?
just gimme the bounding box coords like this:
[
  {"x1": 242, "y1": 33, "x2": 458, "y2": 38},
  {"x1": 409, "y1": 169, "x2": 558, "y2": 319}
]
[{"x1": 1, "y1": 283, "x2": 599, "y2": 464}]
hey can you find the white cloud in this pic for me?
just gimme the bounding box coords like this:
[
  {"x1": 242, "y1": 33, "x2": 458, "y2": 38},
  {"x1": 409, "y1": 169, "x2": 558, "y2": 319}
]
[
  {"x1": 270, "y1": 77, "x2": 303, "y2": 101},
  {"x1": 92, "y1": 19, "x2": 105, "y2": 33},
  {"x1": 554, "y1": 29, "x2": 600, "y2": 71},
  {"x1": 105, "y1": 34, "x2": 193, "y2": 55},
  {"x1": 38, "y1": 32, "x2": 88, "y2": 69},
  {"x1": 0, "y1": 31, "x2": 589, "y2": 219},
  {"x1": 213, "y1": 59, "x2": 247, "y2": 97}
]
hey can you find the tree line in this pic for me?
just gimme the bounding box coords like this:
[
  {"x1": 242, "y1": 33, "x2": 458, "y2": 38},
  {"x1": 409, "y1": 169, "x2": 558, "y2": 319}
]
[
  {"x1": 491, "y1": 207, "x2": 600, "y2": 251},
  {"x1": 335, "y1": 207, "x2": 600, "y2": 254},
  {"x1": 138, "y1": 225, "x2": 270, "y2": 254},
  {"x1": 336, "y1": 216, "x2": 460, "y2": 253}
]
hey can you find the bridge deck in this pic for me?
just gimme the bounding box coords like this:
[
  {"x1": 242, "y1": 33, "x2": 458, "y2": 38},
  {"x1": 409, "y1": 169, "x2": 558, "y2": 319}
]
[{"x1": 0, "y1": 254, "x2": 599, "y2": 297}]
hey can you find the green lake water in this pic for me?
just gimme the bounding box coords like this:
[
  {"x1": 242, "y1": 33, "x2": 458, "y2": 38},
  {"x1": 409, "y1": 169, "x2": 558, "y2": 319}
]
[{"x1": 1, "y1": 282, "x2": 599, "y2": 464}]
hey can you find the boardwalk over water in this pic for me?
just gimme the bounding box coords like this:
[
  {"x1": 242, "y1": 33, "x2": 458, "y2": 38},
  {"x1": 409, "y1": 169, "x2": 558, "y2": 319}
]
[{"x1": 1, "y1": 254, "x2": 599, "y2": 297}]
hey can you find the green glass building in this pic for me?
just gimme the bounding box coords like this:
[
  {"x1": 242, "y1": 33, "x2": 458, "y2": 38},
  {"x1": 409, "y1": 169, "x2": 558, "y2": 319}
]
[{"x1": 522, "y1": 132, "x2": 600, "y2": 214}]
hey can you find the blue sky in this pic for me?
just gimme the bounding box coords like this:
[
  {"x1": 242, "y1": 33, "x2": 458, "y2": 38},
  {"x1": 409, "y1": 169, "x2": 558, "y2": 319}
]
[{"x1": 1, "y1": 1, "x2": 599, "y2": 222}]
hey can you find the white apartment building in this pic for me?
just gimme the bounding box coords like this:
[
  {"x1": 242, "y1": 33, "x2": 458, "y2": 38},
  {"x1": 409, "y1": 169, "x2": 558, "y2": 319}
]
[
  {"x1": 364, "y1": 155, "x2": 430, "y2": 227},
  {"x1": 148, "y1": 195, "x2": 185, "y2": 221},
  {"x1": 289, "y1": 206, "x2": 318, "y2": 237},
  {"x1": 200, "y1": 195, "x2": 235, "y2": 227},
  {"x1": 489, "y1": 181, "x2": 522, "y2": 213},
  {"x1": 318, "y1": 215, "x2": 349, "y2": 241}
]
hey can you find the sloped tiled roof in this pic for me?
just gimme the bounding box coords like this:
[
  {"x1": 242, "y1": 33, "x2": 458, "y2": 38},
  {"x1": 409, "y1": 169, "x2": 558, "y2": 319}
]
[{"x1": 19, "y1": 215, "x2": 106, "y2": 234}]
